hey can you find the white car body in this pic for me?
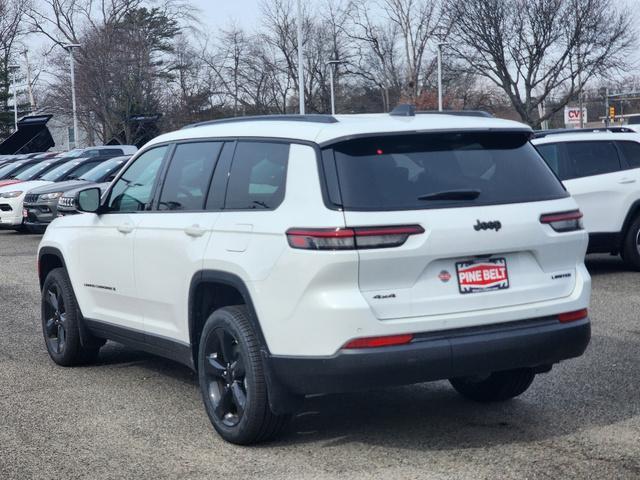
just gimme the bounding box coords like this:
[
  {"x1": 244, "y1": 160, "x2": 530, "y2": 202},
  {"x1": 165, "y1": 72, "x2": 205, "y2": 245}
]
[
  {"x1": 38, "y1": 112, "x2": 592, "y2": 419},
  {"x1": 0, "y1": 180, "x2": 51, "y2": 227},
  {"x1": 532, "y1": 132, "x2": 640, "y2": 263}
]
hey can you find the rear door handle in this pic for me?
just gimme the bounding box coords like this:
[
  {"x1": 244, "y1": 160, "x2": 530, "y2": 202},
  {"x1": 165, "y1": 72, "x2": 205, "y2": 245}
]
[
  {"x1": 185, "y1": 224, "x2": 205, "y2": 237},
  {"x1": 117, "y1": 223, "x2": 134, "y2": 234},
  {"x1": 618, "y1": 178, "x2": 637, "y2": 184}
]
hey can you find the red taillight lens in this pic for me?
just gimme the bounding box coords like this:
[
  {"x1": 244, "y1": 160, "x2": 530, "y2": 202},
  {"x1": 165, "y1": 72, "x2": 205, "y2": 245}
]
[
  {"x1": 343, "y1": 334, "x2": 414, "y2": 349},
  {"x1": 286, "y1": 225, "x2": 424, "y2": 250},
  {"x1": 540, "y1": 210, "x2": 583, "y2": 232},
  {"x1": 558, "y1": 308, "x2": 588, "y2": 323}
]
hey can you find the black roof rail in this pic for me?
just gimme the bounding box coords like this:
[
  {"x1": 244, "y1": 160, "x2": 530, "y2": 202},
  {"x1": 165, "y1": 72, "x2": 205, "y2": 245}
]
[
  {"x1": 532, "y1": 127, "x2": 636, "y2": 138},
  {"x1": 182, "y1": 114, "x2": 339, "y2": 130},
  {"x1": 389, "y1": 104, "x2": 493, "y2": 118}
]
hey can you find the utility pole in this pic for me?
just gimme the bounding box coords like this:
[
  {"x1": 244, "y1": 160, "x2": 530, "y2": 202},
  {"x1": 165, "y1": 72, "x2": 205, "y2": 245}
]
[
  {"x1": 437, "y1": 42, "x2": 445, "y2": 111},
  {"x1": 22, "y1": 49, "x2": 36, "y2": 111},
  {"x1": 8, "y1": 64, "x2": 19, "y2": 132},
  {"x1": 63, "y1": 43, "x2": 81, "y2": 148},
  {"x1": 326, "y1": 60, "x2": 343, "y2": 115},
  {"x1": 604, "y1": 87, "x2": 609, "y2": 127},
  {"x1": 296, "y1": 0, "x2": 305, "y2": 115}
]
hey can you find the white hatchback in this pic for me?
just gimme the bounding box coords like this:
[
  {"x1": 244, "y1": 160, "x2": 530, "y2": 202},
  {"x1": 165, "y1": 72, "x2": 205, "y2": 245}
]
[{"x1": 38, "y1": 109, "x2": 591, "y2": 444}]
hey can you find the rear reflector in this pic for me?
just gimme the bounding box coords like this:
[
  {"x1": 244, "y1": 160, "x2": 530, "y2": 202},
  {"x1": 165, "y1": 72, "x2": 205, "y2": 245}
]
[
  {"x1": 286, "y1": 225, "x2": 424, "y2": 250},
  {"x1": 540, "y1": 210, "x2": 583, "y2": 232},
  {"x1": 343, "y1": 334, "x2": 414, "y2": 349},
  {"x1": 558, "y1": 308, "x2": 588, "y2": 323}
]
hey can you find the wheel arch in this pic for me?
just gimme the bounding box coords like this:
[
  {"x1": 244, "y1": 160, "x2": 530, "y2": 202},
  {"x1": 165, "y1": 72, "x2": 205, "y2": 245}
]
[
  {"x1": 38, "y1": 247, "x2": 66, "y2": 290},
  {"x1": 620, "y1": 199, "x2": 640, "y2": 247}
]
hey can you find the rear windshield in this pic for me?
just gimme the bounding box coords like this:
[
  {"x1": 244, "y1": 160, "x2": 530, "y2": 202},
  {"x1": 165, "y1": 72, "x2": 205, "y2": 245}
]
[{"x1": 326, "y1": 132, "x2": 567, "y2": 211}]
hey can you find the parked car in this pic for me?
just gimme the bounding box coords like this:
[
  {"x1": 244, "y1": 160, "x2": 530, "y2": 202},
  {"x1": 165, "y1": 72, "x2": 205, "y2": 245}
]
[
  {"x1": 0, "y1": 157, "x2": 73, "y2": 190},
  {"x1": 0, "y1": 157, "x2": 49, "y2": 185},
  {"x1": 532, "y1": 130, "x2": 640, "y2": 269},
  {"x1": 37, "y1": 110, "x2": 591, "y2": 444},
  {"x1": 57, "y1": 182, "x2": 110, "y2": 216},
  {"x1": 0, "y1": 156, "x2": 116, "y2": 231},
  {"x1": 24, "y1": 155, "x2": 130, "y2": 231}
]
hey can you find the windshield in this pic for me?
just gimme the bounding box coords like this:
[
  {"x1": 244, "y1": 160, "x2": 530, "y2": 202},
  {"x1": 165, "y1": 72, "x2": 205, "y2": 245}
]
[
  {"x1": 63, "y1": 149, "x2": 87, "y2": 159},
  {"x1": 15, "y1": 161, "x2": 58, "y2": 180},
  {"x1": 79, "y1": 158, "x2": 126, "y2": 182},
  {"x1": 40, "y1": 160, "x2": 83, "y2": 182},
  {"x1": 327, "y1": 132, "x2": 568, "y2": 211},
  {"x1": 0, "y1": 162, "x2": 21, "y2": 177}
]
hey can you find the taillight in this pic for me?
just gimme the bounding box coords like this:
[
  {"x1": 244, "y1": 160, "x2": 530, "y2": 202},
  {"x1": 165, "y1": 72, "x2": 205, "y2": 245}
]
[
  {"x1": 540, "y1": 210, "x2": 583, "y2": 232},
  {"x1": 343, "y1": 334, "x2": 414, "y2": 349},
  {"x1": 558, "y1": 308, "x2": 588, "y2": 323},
  {"x1": 286, "y1": 225, "x2": 424, "y2": 250}
]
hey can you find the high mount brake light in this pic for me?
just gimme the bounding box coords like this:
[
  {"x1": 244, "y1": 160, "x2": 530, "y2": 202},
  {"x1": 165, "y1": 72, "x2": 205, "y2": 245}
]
[
  {"x1": 343, "y1": 334, "x2": 414, "y2": 349},
  {"x1": 540, "y1": 210, "x2": 583, "y2": 232},
  {"x1": 286, "y1": 225, "x2": 425, "y2": 250},
  {"x1": 558, "y1": 309, "x2": 588, "y2": 323}
]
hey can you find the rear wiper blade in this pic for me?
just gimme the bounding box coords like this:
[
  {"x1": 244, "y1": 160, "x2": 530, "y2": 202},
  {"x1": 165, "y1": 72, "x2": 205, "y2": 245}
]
[{"x1": 418, "y1": 189, "x2": 481, "y2": 201}]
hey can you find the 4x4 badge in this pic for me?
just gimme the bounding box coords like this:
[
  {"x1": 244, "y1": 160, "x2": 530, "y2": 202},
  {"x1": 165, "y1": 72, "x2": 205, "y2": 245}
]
[{"x1": 474, "y1": 220, "x2": 502, "y2": 231}]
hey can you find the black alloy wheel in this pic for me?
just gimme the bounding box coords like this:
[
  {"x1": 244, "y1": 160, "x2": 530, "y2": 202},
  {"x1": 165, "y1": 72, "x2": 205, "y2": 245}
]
[
  {"x1": 203, "y1": 328, "x2": 247, "y2": 427},
  {"x1": 43, "y1": 283, "x2": 67, "y2": 354}
]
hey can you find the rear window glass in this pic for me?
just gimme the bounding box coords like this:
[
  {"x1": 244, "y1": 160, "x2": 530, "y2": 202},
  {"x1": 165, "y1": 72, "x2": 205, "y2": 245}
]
[{"x1": 328, "y1": 132, "x2": 567, "y2": 211}]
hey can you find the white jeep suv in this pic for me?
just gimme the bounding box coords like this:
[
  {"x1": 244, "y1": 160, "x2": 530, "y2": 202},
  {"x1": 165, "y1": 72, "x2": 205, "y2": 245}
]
[
  {"x1": 38, "y1": 110, "x2": 591, "y2": 444},
  {"x1": 532, "y1": 130, "x2": 640, "y2": 269}
]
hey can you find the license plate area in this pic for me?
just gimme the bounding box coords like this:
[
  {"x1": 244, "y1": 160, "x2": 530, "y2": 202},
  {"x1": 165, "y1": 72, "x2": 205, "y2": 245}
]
[{"x1": 456, "y1": 257, "x2": 509, "y2": 294}]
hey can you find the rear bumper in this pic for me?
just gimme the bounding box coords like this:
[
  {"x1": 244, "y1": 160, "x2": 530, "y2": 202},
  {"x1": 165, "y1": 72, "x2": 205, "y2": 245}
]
[{"x1": 268, "y1": 316, "x2": 590, "y2": 395}]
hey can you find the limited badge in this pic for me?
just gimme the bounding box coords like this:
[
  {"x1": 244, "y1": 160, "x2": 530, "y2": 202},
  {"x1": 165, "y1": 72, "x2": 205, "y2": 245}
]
[{"x1": 438, "y1": 270, "x2": 451, "y2": 283}]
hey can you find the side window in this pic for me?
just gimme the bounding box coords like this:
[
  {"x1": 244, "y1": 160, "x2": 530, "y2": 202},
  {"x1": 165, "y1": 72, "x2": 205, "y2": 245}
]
[
  {"x1": 107, "y1": 146, "x2": 167, "y2": 213},
  {"x1": 616, "y1": 141, "x2": 640, "y2": 169},
  {"x1": 225, "y1": 141, "x2": 289, "y2": 210},
  {"x1": 67, "y1": 161, "x2": 101, "y2": 179},
  {"x1": 536, "y1": 143, "x2": 563, "y2": 178},
  {"x1": 564, "y1": 141, "x2": 621, "y2": 180},
  {"x1": 158, "y1": 142, "x2": 221, "y2": 211}
]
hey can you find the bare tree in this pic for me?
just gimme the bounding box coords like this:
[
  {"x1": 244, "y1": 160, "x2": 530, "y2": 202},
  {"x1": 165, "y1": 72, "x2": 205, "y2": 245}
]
[{"x1": 445, "y1": 0, "x2": 636, "y2": 126}]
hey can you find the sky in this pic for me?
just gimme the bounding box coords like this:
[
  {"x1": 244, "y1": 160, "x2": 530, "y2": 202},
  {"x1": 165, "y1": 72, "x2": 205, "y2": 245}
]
[{"x1": 189, "y1": 0, "x2": 262, "y2": 31}]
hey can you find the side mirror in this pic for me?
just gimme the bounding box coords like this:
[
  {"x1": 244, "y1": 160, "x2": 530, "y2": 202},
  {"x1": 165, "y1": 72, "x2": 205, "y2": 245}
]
[{"x1": 77, "y1": 187, "x2": 101, "y2": 213}]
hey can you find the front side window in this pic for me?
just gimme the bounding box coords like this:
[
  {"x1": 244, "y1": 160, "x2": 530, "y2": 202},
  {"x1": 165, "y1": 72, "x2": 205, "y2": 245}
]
[
  {"x1": 225, "y1": 141, "x2": 289, "y2": 210},
  {"x1": 158, "y1": 142, "x2": 221, "y2": 211},
  {"x1": 563, "y1": 141, "x2": 621, "y2": 179},
  {"x1": 327, "y1": 132, "x2": 567, "y2": 211},
  {"x1": 106, "y1": 146, "x2": 167, "y2": 213}
]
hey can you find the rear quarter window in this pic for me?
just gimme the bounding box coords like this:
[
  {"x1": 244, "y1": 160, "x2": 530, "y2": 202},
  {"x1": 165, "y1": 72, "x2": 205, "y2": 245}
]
[{"x1": 326, "y1": 132, "x2": 567, "y2": 211}]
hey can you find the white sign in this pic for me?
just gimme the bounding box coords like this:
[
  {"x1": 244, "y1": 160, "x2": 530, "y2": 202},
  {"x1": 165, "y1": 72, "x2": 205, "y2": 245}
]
[{"x1": 564, "y1": 106, "x2": 587, "y2": 126}]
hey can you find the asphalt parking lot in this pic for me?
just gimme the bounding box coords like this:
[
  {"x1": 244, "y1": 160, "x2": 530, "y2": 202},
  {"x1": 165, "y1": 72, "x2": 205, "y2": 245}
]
[{"x1": 0, "y1": 229, "x2": 638, "y2": 480}]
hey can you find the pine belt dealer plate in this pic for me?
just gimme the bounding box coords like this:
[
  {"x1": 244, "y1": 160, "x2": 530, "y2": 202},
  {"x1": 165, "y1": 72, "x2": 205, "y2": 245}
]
[{"x1": 455, "y1": 258, "x2": 509, "y2": 294}]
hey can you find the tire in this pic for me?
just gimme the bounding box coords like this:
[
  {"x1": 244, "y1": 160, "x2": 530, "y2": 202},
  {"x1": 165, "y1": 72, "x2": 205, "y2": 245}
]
[
  {"x1": 449, "y1": 368, "x2": 535, "y2": 402},
  {"x1": 622, "y1": 216, "x2": 640, "y2": 271},
  {"x1": 198, "y1": 305, "x2": 289, "y2": 445},
  {"x1": 41, "y1": 268, "x2": 101, "y2": 366}
]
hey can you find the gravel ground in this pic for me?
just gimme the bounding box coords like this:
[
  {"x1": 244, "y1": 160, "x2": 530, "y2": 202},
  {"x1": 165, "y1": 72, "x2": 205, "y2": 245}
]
[{"x1": 0, "y1": 229, "x2": 638, "y2": 480}]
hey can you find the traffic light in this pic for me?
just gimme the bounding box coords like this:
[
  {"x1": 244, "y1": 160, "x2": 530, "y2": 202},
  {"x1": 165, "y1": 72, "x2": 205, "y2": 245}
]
[{"x1": 609, "y1": 106, "x2": 615, "y2": 122}]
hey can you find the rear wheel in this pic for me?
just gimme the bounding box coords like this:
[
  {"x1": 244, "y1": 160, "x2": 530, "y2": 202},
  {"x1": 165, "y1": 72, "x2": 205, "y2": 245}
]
[
  {"x1": 622, "y1": 216, "x2": 640, "y2": 271},
  {"x1": 41, "y1": 268, "x2": 101, "y2": 366},
  {"x1": 449, "y1": 368, "x2": 535, "y2": 402},
  {"x1": 198, "y1": 306, "x2": 289, "y2": 444}
]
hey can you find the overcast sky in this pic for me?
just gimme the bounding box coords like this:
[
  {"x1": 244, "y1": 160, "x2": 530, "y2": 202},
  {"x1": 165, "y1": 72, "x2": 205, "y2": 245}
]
[{"x1": 190, "y1": 0, "x2": 262, "y2": 30}]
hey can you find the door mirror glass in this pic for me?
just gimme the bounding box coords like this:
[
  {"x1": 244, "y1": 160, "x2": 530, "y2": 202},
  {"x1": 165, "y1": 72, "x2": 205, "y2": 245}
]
[{"x1": 77, "y1": 187, "x2": 101, "y2": 213}]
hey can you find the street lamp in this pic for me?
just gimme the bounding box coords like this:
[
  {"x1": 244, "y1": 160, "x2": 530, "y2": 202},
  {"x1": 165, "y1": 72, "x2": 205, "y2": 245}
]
[
  {"x1": 436, "y1": 41, "x2": 449, "y2": 112},
  {"x1": 296, "y1": 0, "x2": 305, "y2": 115},
  {"x1": 8, "y1": 64, "x2": 19, "y2": 131},
  {"x1": 63, "y1": 43, "x2": 81, "y2": 148},
  {"x1": 325, "y1": 60, "x2": 344, "y2": 115}
]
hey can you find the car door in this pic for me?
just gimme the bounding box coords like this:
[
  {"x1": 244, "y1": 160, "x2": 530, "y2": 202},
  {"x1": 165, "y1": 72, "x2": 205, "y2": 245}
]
[
  {"x1": 69, "y1": 146, "x2": 169, "y2": 330},
  {"x1": 553, "y1": 141, "x2": 624, "y2": 233},
  {"x1": 134, "y1": 141, "x2": 223, "y2": 344}
]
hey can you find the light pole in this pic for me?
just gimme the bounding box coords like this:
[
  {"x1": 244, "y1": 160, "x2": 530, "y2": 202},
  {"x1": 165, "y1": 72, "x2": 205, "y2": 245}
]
[
  {"x1": 325, "y1": 60, "x2": 343, "y2": 115},
  {"x1": 296, "y1": 0, "x2": 305, "y2": 115},
  {"x1": 436, "y1": 42, "x2": 449, "y2": 112},
  {"x1": 63, "y1": 43, "x2": 81, "y2": 148},
  {"x1": 8, "y1": 64, "x2": 19, "y2": 131}
]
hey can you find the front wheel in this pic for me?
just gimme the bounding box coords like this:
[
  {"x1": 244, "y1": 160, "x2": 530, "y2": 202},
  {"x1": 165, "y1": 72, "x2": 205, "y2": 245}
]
[
  {"x1": 198, "y1": 306, "x2": 289, "y2": 445},
  {"x1": 41, "y1": 268, "x2": 101, "y2": 366},
  {"x1": 449, "y1": 368, "x2": 535, "y2": 402},
  {"x1": 622, "y1": 216, "x2": 640, "y2": 271}
]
